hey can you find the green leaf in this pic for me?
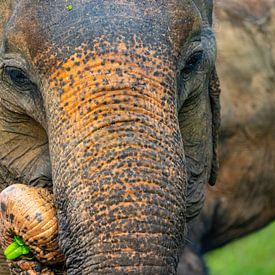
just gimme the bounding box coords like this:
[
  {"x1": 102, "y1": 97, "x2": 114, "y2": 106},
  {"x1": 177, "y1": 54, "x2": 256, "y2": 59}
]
[
  {"x1": 4, "y1": 235, "x2": 31, "y2": 260},
  {"x1": 21, "y1": 246, "x2": 30, "y2": 255},
  {"x1": 5, "y1": 246, "x2": 25, "y2": 260},
  {"x1": 66, "y1": 5, "x2": 73, "y2": 11},
  {"x1": 4, "y1": 242, "x2": 20, "y2": 258},
  {"x1": 14, "y1": 236, "x2": 24, "y2": 246}
]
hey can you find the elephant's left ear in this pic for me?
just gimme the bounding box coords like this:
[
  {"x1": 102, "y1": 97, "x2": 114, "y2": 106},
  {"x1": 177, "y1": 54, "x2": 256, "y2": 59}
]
[{"x1": 208, "y1": 68, "x2": 221, "y2": 186}]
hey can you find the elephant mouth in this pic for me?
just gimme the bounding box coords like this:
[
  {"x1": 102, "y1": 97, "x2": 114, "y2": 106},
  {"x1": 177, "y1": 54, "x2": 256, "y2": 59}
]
[{"x1": 29, "y1": 175, "x2": 53, "y2": 192}]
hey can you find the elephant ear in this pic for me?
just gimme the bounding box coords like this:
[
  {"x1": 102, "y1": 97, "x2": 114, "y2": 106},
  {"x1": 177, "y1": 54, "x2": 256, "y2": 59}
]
[
  {"x1": 193, "y1": 0, "x2": 214, "y2": 25},
  {"x1": 208, "y1": 68, "x2": 221, "y2": 186},
  {"x1": 194, "y1": 0, "x2": 221, "y2": 185}
]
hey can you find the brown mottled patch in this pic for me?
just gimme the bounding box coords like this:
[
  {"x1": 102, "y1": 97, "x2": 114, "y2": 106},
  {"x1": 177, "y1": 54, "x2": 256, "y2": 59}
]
[
  {"x1": 4, "y1": 1, "x2": 46, "y2": 60},
  {"x1": 49, "y1": 39, "x2": 171, "y2": 128},
  {"x1": 35, "y1": 212, "x2": 43, "y2": 223}
]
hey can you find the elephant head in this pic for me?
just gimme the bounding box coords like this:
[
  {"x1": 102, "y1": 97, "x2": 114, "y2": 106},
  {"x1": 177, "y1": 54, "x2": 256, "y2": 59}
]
[{"x1": 0, "y1": 1, "x2": 220, "y2": 273}]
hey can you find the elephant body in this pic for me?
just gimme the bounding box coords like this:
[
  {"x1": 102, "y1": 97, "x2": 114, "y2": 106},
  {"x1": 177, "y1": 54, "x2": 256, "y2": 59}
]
[
  {"x1": 178, "y1": 0, "x2": 275, "y2": 274},
  {"x1": 0, "y1": 1, "x2": 219, "y2": 274}
]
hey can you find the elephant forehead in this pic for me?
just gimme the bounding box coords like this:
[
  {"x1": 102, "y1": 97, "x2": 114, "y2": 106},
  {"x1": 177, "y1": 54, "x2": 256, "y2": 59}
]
[
  {"x1": 4, "y1": 0, "x2": 201, "y2": 70},
  {"x1": 47, "y1": 38, "x2": 175, "y2": 123}
]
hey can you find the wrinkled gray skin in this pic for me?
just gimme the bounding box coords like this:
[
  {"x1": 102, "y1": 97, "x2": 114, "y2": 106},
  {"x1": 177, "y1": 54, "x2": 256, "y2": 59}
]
[
  {"x1": 0, "y1": 0, "x2": 220, "y2": 274},
  {"x1": 177, "y1": 0, "x2": 275, "y2": 274}
]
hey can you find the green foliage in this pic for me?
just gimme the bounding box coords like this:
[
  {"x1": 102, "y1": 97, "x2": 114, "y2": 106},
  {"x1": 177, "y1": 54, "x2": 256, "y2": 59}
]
[
  {"x1": 66, "y1": 5, "x2": 73, "y2": 11},
  {"x1": 4, "y1": 236, "x2": 30, "y2": 260},
  {"x1": 205, "y1": 222, "x2": 275, "y2": 275}
]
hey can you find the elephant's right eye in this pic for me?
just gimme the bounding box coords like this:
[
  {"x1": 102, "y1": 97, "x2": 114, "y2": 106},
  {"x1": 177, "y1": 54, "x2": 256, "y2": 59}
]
[
  {"x1": 182, "y1": 51, "x2": 204, "y2": 77},
  {"x1": 3, "y1": 66, "x2": 33, "y2": 91}
]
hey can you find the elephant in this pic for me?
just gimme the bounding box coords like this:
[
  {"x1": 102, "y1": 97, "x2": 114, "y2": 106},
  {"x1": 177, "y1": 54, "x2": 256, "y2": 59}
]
[
  {"x1": 177, "y1": 0, "x2": 275, "y2": 274},
  {"x1": 0, "y1": 0, "x2": 220, "y2": 274}
]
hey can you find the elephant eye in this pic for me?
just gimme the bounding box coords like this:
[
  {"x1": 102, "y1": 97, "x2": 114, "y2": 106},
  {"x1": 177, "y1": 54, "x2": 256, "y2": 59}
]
[
  {"x1": 3, "y1": 66, "x2": 33, "y2": 90},
  {"x1": 182, "y1": 51, "x2": 204, "y2": 76}
]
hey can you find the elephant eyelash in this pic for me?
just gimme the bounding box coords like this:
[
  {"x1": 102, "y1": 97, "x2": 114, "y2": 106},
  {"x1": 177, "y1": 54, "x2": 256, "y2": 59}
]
[
  {"x1": 2, "y1": 66, "x2": 34, "y2": 91},
  {"x1": 182, "y1": 51, "x2": 204, "y2": 76}
]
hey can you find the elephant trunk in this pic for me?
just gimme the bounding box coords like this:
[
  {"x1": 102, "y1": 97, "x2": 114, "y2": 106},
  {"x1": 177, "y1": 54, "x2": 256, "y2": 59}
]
[{"x1": 46, "y1": 45, "x2": 187, "y2": 274}]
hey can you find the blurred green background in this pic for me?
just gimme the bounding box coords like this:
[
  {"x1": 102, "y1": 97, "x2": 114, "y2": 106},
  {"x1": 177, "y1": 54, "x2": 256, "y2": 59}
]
[{"x1": 205, "y1": 222, "x2": 275, "y2": 275}]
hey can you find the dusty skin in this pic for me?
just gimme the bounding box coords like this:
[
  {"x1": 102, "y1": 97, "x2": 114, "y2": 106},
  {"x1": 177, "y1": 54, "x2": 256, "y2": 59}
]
[
  {"x1": 178, "y1": 0, "x2": 275, "y2": 274},
  {"x1": 0, "y1": 1, "x2": 219, "y2": 274}
]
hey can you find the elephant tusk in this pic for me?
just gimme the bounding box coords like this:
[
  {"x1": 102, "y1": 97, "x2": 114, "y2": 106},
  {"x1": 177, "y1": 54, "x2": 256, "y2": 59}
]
[{"x1": 0, "y1": 184, "x2": 64, "y2": 273}]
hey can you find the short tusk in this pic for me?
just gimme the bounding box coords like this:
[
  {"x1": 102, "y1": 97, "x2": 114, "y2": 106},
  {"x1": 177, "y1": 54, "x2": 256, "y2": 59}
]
[{"x1": 0, "y1": 184, "x2": 64, "y2": 265}]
